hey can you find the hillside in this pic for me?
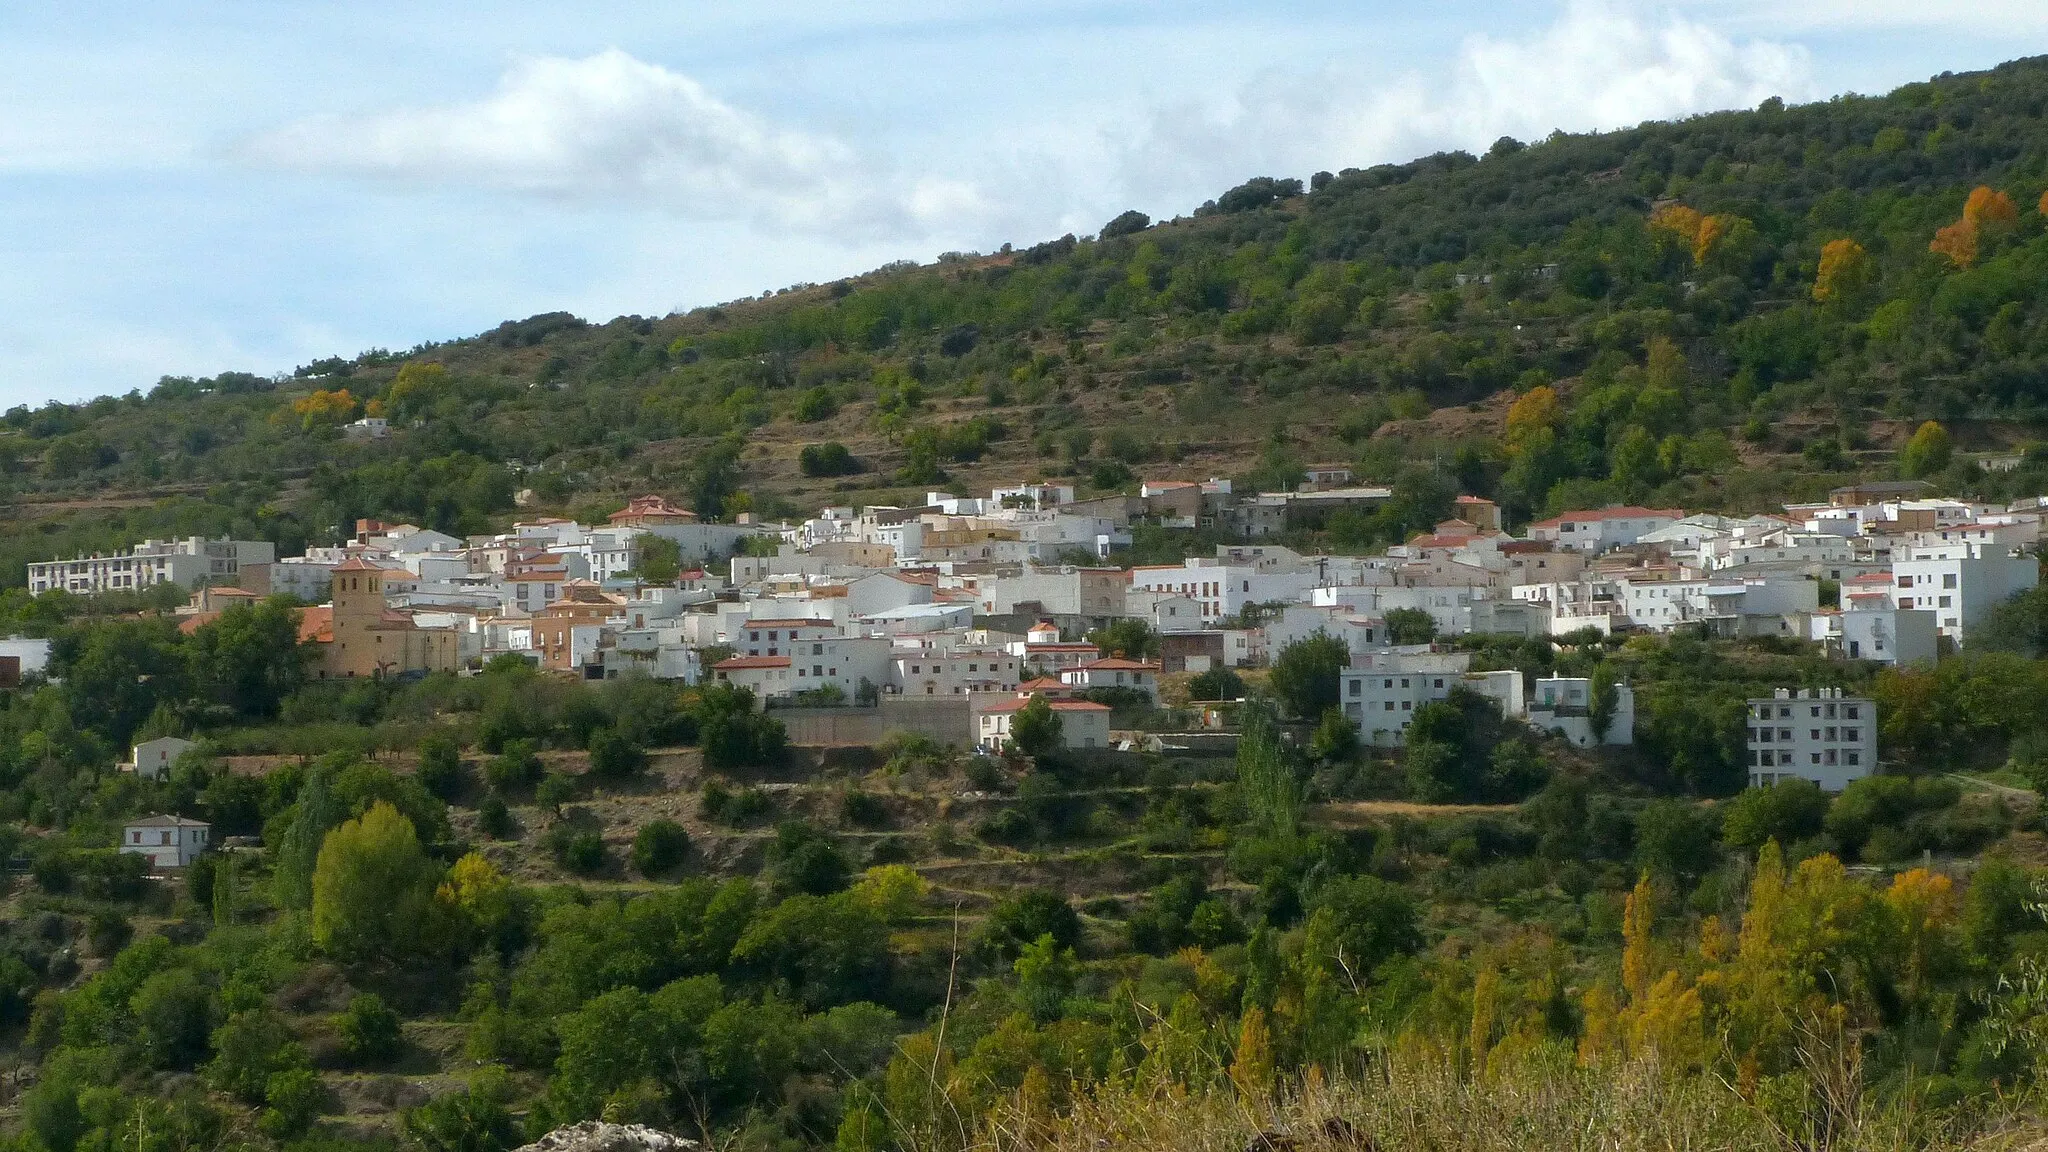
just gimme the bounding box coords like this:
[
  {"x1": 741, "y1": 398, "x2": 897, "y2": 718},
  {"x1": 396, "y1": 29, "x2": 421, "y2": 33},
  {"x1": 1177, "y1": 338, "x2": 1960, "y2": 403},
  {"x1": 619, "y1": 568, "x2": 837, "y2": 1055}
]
[
  {"x1": 15, "y1": 54, "x2": 2048, "y2": 1152},
  {"x1": 14, "y1": 58, "x2": 2048, "y2": 580}
]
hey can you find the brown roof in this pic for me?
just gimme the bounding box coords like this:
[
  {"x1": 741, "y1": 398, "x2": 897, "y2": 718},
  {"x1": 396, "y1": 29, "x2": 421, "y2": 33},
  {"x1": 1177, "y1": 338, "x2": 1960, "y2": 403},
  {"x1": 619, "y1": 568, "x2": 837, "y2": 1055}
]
[
  {"x1": 297, "y1": 605, "x2": 333, "y2": 643},
  {"x1": 610, "y1": 495, "x2": 698, "y2": 524},
  {"x1": 716, "y1": 655, "x2": 792, "y2": 670},
  {"x1": 1071, "y1": 657, "x2": 1161, "y2": 672},
  {"x1": 331, "y1": 556, "x2": 390, "y2": 573},
  {"x1": 983, "y1": 696, "x2": 1111, "y2": 714},
  {"x1": 742, "y1": 618, "x2": 836, "y2": 629}
]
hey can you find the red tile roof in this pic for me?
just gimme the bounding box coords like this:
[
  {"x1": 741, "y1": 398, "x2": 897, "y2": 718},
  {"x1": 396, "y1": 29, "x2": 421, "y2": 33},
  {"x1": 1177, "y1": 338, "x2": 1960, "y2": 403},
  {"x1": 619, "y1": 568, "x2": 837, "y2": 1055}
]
[
  {"x1": 716, "y1": 655, "x2": 791, "y2": 670},
  {"x1": 1071, "y1": 658, "x2": 1161, "y2": 672},
  {"x1": 982, "y1": 696, "x2": 1111, "y2": 714}
]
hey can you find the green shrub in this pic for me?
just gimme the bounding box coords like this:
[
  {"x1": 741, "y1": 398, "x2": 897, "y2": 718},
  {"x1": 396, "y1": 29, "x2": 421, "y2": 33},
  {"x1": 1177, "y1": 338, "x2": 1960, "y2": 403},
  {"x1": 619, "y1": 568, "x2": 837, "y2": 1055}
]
[{"x1": 631, "y1": 820, "x2": 689, "y2": 876}]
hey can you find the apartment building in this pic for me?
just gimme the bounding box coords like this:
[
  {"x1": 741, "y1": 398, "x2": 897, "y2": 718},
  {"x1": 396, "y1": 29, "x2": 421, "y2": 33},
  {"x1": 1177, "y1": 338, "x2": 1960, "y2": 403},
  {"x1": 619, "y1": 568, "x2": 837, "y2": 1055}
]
[
  {"x1": 29, "y1": 537, "x2": 275, "y2": 595},
  {"x1": 1746, "y1": 687, "x2": 1875, "y2": 791}
]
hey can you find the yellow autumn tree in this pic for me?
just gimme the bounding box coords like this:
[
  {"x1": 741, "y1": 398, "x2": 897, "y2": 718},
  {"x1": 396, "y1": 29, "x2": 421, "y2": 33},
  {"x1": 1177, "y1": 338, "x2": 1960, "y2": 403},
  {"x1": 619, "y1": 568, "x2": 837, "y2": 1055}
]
[
  {"x1": 1578, "y1": 984, "x2": 1621, "y2": 1065},
  {"x1": 436, "y1": 851, "x2": 513, "y2": 943},
  {"x1": 1229, "y1": 1006, "x2": 1276, "y2": 1100},
  {"x1": 1648, "y1": 203, "x2": 1704, "y2": 255},
  {"x1": 1812, "y1": 238, "x2": 1869, "y2": 305},
  {"x1": 1620, "y1": 873, "x2": 1656, "y2": 1006},
  {"x1": 291, "y1": 388, "x2": 357, "y2": 429},
  {"x1": 1467, "y1": 967, "x2": 1500, "y2": 1079},
  {"x1": 1931, "y1": 186, "x2": 2020, "y2": 268},
  {"x1": 1504, "y1": 385, "x2": 1560, "y2": 453},
  {"x1": 1885, "y1": 867, "x2": 1959, "y2": 1003}
]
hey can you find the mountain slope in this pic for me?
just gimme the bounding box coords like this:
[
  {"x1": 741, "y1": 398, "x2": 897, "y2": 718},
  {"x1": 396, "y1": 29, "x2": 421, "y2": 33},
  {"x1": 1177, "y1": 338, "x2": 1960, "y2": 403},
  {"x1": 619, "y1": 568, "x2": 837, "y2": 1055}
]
[{"x1": 13, "y1": 57, "x2": 2048, "y2": 577}]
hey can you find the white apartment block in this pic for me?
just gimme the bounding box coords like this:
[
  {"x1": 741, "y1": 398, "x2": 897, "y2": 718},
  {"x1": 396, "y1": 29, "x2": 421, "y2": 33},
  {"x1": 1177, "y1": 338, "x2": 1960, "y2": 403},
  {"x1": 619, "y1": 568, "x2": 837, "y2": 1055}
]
[
  {"x1": 890, "y1": 647, "x2": 1021, "y2": 696},
  {"x1": 1340, "y1": 649, "x2": 1473, "y2": 746},
  {"x1": 1129, "y1": 560, "x2": 1316, "y2": 623},
  {"x1": 1890, "y1": 541, "x2": 2038, "y2": 644},
  {"x1": 1526, "y1": 507, "x2": 1683, "y2": 553},
  {"x1": 29, "y1": 537, "x2": 276, "y2": 595},
  {"x1": 1746, "y1": 688, "x2": 1875, "y2": 792},
  {"x1": 1528, "y1": 677, "x2": 1635, "y2": 748}
]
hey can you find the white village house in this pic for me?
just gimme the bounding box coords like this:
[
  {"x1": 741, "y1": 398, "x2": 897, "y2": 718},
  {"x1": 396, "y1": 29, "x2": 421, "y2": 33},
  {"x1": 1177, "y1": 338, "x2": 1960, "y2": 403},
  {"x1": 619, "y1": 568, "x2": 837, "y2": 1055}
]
[
  {"x1": 120, "y1": 814, "x2": 211, "y2": 869},
  {"x1": 125, "y1": 736, "x2": 197, "y2": 782}
]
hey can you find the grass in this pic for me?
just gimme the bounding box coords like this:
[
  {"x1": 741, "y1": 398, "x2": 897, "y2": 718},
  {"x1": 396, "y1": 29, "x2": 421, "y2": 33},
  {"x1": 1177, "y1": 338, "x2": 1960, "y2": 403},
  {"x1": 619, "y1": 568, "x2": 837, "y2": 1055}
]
[{"x1": 964, "y1": 1045, "x2": 2044, "y2": 1152}]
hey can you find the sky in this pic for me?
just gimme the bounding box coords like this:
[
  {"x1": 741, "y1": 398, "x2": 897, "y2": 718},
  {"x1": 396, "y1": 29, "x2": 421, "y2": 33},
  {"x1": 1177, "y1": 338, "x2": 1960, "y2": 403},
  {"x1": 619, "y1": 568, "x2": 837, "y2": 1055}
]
[{"x1": 2, "y1": 1, "x2": 2045, "y2": 407}]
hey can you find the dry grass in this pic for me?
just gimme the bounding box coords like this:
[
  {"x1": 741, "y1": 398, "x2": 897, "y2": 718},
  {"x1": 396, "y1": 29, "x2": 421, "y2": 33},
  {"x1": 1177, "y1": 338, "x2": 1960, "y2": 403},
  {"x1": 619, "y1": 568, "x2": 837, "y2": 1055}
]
[{"x1": 963, "y1": 1049, "x2": 2048, "y2": 1152}]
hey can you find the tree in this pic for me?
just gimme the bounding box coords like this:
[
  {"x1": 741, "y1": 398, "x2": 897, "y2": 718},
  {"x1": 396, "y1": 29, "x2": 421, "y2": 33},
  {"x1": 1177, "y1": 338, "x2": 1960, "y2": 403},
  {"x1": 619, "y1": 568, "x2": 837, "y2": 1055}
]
[
  {"x1": 335, "y1": 992, "x2": 403, "y2": 1065},
  {"x1": 1309, "y1": 708, "x2": 1359, "y2": 764},
  {"x1": 1900, "y1": 420, "x2": 1952, "y2": 478},
  {"x1": 415, "y1": 733, "x2": 464, "y2": 801},
  {"x1": 798, "y1": 442, "x2": 861, "y2": 477},
  {"x1": 632, "y1": 820, "x2": 690, "y2": 876},
  {"x1": 1100, "y1": 209, "x2": 1150, "y2": 238},
  {"x1": 1087, "y1": 617, "x2": 1158, "y2": 660},
  {"x1": 982, "y1": 889, "x2": 1083, "y2": 957},
  {"x1": 1721, "y1": 778, "x2": 1828, "y2": 849},
  {"x1": 1812, "y1": 238, "x2": 1869, "y2": 306},
  {"x1": 1009, "y1": 695, "x2": 1062, "y2": 758},
  {"x1": 190, "y1": 599, "x2": 311, "y2": 719},
  {"x1": 536, "y1": 772, "x2": 576, "y2": 815},
  {"x1": 483, "y1": 739, "x2": 542, "y2": 792},
  {"x1": 769, "y1": 820, "x2": 851, "y2": 896},
  {"x1": 272, "y1": 763, "x2": 343, "y2": 910},
  {"x1": 1383, "y1": 607, "x2": 1437, "y2": 645},
  {"x1": 1304, "y1": 875, "x2": 1420, "y2": 975},
  {"x1": 1186, "y1": 666, "x2": 1245, "y2": 700},
  {"x1": 401, "y1": 1068, "x2": 522, "y2": 1152},
  {"x1": 310, "y1": 801, "x2": 444, "y2": 967},
  {"x1": 586, "y1": 726, "x2": 646, "y2": 781},
  {"x1": 632, "y1": 534, "x2": 683, "y2": 584},
  {"x1": 1269, "y1": 631, "x2": 1349, "y2": 719}
]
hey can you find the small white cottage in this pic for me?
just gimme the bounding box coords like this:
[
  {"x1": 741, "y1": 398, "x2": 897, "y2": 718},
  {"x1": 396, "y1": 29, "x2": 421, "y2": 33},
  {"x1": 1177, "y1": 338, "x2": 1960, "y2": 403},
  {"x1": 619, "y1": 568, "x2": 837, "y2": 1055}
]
[
  {"x1": 120, "y1": 815, "x2": 210, "y2": 869},
  {"x1": 127, "y1": 736, "x2": 196, "y2": 783}
]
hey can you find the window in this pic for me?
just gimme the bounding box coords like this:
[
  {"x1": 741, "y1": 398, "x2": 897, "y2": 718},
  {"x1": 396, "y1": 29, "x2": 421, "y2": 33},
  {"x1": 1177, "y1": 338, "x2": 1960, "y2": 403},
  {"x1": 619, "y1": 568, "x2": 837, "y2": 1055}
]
[
  {"x1": 1401, "y1": 700, "x2": 1412, "y2": 711},
  {"x1": 750, "y1": 631, "x2": 760, "y2": 642},
  {"x1": 1943, "y1": 573, "x2": 1958, "y2": 589},
  {"x1": 1779, "y1": 728, "x2": 1792, "y2": 741},
  {"x1": 1843, "y1": 728, "x2": 1858, "y2": 742},
  {"x1": 1810, "y1": 753, "x2": 1822, "y2": 765},
  {"x1": 1810, "y1": 729, "x2": 1820, "y2": 740},
  {"x1": 1400, "y1": 678, "x2": 1410, "y2": 688},
  {"x1": 1349, "y1": 680, "x2": 1360, "y2": 697},
  {"x1": 1846, "y1": 751, "x2": 1860, "y2": 766},
  {"x1": 1897, "y1": 575, "x2": 1913, "y2": 588},
  {"x1": 1825, "y1": 727, "x2": 1837, "y2": 741},
  {"x1": 1384, "y1": 701, "x2": 1395, "y2": 711},
  {"x1": 1433, "y1": 678, "x2": 1444, "y2": 688},
  {"x1": 1844, "y1": 705, "x2": 1859, "y2": 720}
]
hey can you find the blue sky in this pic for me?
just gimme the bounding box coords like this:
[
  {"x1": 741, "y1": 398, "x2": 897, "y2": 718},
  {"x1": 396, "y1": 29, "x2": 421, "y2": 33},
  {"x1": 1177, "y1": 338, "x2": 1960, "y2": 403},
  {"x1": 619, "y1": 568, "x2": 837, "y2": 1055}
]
[{"x1": 2, "y1": 1, "x2": 2043, "y2": 407}]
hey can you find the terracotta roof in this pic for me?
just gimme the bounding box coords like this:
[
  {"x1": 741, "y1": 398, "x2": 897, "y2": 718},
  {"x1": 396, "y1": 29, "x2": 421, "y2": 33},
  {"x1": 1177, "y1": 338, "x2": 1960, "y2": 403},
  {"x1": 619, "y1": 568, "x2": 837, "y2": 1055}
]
[
  {"x1": 716, "y1": 655, "x2": 792, "y2": 670},
  {"x1": 288, "y1": 605, "x2": 331, "y2": 643},
  {"x1": 177, "y1": 611, "x2": 219, "y2": 636},
  {"x1": 610, "y1": 494, "x2": 698, "y2": 523},
  {"x1": 1454, "y1": 495, "x2": 1497, "y2": 505},
  {"x1": 1025, "y1": 642, "x2": 1100, "y2": 652},
  {"x1": 1016, "y1": 677, "x2": 1071, "y2": 692},
  {"x1": 1071, "y1": 657, "x2": 1161, "y2": 672},
  {"x1": 205, "y1": 586, "x2": 260, "y2": 598},
  {"x1": 742, "y1": 618, "x2": 836, "y2": 629},
  {"x1": 982, "y1": 696, "x2": 1112, "y2": 714},
  {"x1": 331, "y1": 556, "x2": 390, "y2": 573}
]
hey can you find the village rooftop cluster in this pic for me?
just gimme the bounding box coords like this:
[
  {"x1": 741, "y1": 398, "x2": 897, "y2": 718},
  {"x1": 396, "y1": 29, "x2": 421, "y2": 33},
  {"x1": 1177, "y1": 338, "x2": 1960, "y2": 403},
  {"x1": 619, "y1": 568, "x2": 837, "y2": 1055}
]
[{"x1": 27, "y1": 473, "x2": 2040, "y2": 797}]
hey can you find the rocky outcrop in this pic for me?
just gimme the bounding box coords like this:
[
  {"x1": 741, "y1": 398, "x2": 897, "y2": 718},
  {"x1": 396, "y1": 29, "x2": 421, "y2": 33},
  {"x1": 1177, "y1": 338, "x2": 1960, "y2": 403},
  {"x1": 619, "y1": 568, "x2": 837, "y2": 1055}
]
[{"x1": 513, "y1": 1122, "x2": 698, "y2": 1152}]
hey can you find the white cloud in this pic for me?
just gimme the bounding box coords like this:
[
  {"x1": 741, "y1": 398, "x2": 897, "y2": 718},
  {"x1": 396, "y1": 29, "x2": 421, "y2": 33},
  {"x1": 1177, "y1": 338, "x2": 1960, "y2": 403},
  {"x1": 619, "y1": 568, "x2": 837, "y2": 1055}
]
[
  {"x1": 240, "y1": 48, "x2": 989, "y2": 240},
  {"x1": 1112, "y1": 1, "x2": 1816, "y2": 204}
]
